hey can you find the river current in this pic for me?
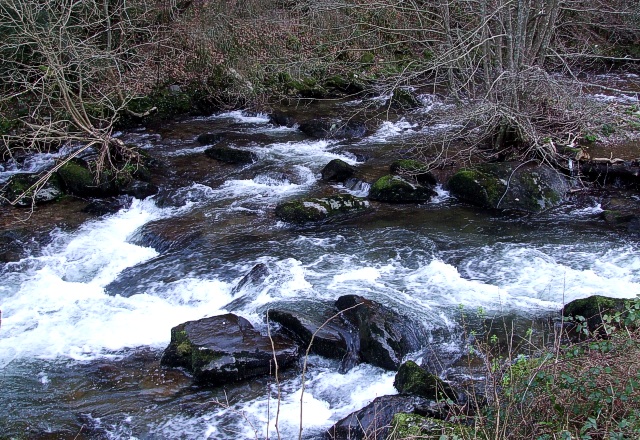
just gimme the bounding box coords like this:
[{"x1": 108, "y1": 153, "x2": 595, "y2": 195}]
[{"x1": 1, "y1": 101, "x2": 639, "y2": 438}]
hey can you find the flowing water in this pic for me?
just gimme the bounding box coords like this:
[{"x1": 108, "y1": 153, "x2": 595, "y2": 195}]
[{"x1": 1, "y1": 99, "x2": 639, "y2": 439}]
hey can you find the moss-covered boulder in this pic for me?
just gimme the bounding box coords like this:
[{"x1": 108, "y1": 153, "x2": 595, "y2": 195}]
[
  {"x1": 275, "y1": 194, "x2": 369, "y2": 223},
  {"x1": 323, "y1": 74, "x2": 367, "y2": 95},
  {"x1": 204, "y1": 146, "x2": 257, "y2": 164},
  {"x1": 369, "y1": 175, "x2": 436, "y2": 203},
  {"x1": 56, "y1": 160, "x2": 115, "y2": 197},
  {"x1": 388, "y1": 88, "x2": 422, "y2": 110},
  {"x1": 602, "y1": 197, "x2": 640, "y2": 235},
  {"x1": 394, "y1": 361, "x2": 455, "y2": 401},
  {"x1": 321, "y1": 159, "x2": 356, "y2": 182},
  {"x1": 447, "y1": 162, "x2": 568, "y2": 212},
  {"x1": 160, "y1": 313, "x2": 299, "y2": 385},
  {"x1": 324, "y1": 395, "x2": 431, "y2": 440},
  {"x1": 563, "y1": 295, "x2": 627, "y2": 332},
  {"x1": 390, "y1": 159, "x2": 437, "y2": 186},
  {"x1": 2, "y1": 173, "x2": 64, "y2": 206},
  {"x1": 389, "y1": 413, "x2": 468, "y2": 440}
]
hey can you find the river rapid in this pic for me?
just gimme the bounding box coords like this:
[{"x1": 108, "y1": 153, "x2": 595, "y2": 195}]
[{"x1": 1, "y1": 97, "x2": 639, "y2": 439}]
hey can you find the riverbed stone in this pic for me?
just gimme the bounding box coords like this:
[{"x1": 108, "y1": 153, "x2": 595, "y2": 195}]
[
  {"x1": 275, "y1": 194, "x2": 369, "y2": 223},
  {"x1": 196, "y1": 132, "x2": 225, "y2": 145},
  {"x1": 336, "y1": 295, "x2": 426, "y2": 370},
  {"x1": 299, "y1": 119, "x2": 367, "y2": 139},
  {"x1": 563, "y1": 295, "x2": 627, "y2": 333},
  {"x1": 388, "y1": 88, "x2": 422, "y2": 110},
  {"x1": 2, "y1": 173, "x2": 64, "y2": 206},
  {"x1": 231, "y1": 263, "x2": 270, "y2": 295},
  {"x1": 161, "y1": 313, "x2": 299, "y2": 385},
  {"x1": 266, "y1": 308, "x2": 352, "y2": 363},
  {"x1": 324, "y1": 395, "x2": 431, "y2": 440},
  {"x1": 394, "y1": 361, "x2": 455, "y2": 400},
  {"x1": 602, "y1": 197, "x2": 640, "y2": 235},
  {"x1": 447, "y1": 162, "x2": 568, "y2": 212},
  {"x1": 321, "y1": 159, "x2": 356, "y2": 182},
  {"x1": 390, "y1": 159, "x2": 437, "y2": 186},
  {"x1": 368, "y1": 175, "x2": 436, "y2": 203},
  {"x1": 204, "y1": 146, "x2": 257, "y2": 164}
]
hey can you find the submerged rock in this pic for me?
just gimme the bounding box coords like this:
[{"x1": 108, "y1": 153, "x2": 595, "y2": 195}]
[
  {"x1": 269, "y1": 110, "x2": 297, "y2": 128},
  {"x1": 324, "y1": 395, "x2": 430, "y2": 440},
  {"x1": 336, "y1": 295, "x2": 426, "y2": 370},
  {"x1": 2, "y1": 173, "x2": 64, "y2": 206},
  {"x1": 394, "y1": 361, "x2": 455, "y2": 400},
  {"x1": 299, "y1": 119, "x2": 367, "y2": 139},
  {"x1": 82, "y1": 196, "x2": 133, "y2": 216},
  {"x1": 321, "y1": 159, "x2": 356, "y2": 182},
  {"x1": 204, "y1": 146, "x2": 257, "y2": 164},
  {"x1": 196, "y1": 132, "x2": 225, "y2": 145},
  {"x1": 231, "y1": 263, "x2": 270, "y2": 295},
  {"x1": 368, "y1": 175, "x2": 436, "y2": 203},
  {"x1": 447, "y1": 162, "x2": 568, "y2": 212},
  {"x1": 275, "y1": 194, "x2": 369, "y2": 223},
  {"x1": 161, "y1": 313, "x2": 299, "y2": 385}
]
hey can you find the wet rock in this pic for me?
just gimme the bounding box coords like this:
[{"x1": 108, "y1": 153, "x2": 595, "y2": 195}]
[
  {"x1": 56, "y1": 159, "x2": 112, "y2": 197},
  {"x1": 266, "y1": 308, "x2": 352, "y2": 363},
  {"x1": 389, "y1": 413, "x2": 468, "y2": 440},
  {"x1": 82, "y1": 196, "x2": 133, "y2": 216},
  {"x1": 321, "y1": 159, "x2": 356, "y2": 182},
  {"x1": 324, "y1": 395, "x2": 430, "y2": 440},
  {"x1": 447, "y1": 162, "x2": 569, "y2": 212},
  {"x1": 563, "y1": 295, "x2": 627, "y2": 333},
  {"x1": 579, "y1": 160, "x2": 640, "y2": 189},
  {"x1": 344, "y1": 178, "x2": 370, "y2": 194},
  {"x1": 121, "y1": 180, "x2": 158, "y2": 199},
  {"x1": 336, "y1": 295, "x2": 427, "y2": 370},
  {"x1": 275, "y1": 194, "x2": 369, "y2": 223},
  {"x1": 299, "y1": 119, "x2": 367, "y2": 139},
  {"x1": 394, "y1": 361, "x2": 455, "y2": 400},
  {"x1": 388, "y1": 88, "x2": 422, "y2": 110},
  {"x1": 368, "y1": 175, "x2": 436, "y2": 203},
  {"x1": 2, "y1": 173, "x2": 64, "y2": 206},
  {"x1": 390, "y1": 159, "x2": 437, "y2": 186},
  {"x1": 323, "y1": 75, "x2": 367, "y2": 95},
  {"x1": 269, "y1": 110, "x2": 297, "y2": 128},
  {"x1": 231, "y1": 263, "x2": 270, "y2": 295},
  {"x1": 602, "y1": 197, "x2": 640, "y2": 235},
  {"x1": 196, "y1": 132, "x2": 225, "y2": 145},
  {"x1": 161, "y1": 313, "x2": 299, "y2": 385},
  {"x1": 204, "y1": 146, "x2": 258, "y2": 164}
]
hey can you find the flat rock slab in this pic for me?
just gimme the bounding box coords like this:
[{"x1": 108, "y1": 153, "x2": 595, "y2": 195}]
[{"x1": 161, "y1": 313, "x2": 298, "y2": 385}]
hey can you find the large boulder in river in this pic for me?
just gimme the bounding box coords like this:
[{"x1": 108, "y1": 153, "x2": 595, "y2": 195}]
[
  {"x1": 275, "y1": 194, "x2": 369, "y2": 223},
  {"x1": 324, "y1": 395, "x2": 433, "y2": 440},
  {"x1": 321, "y1": 159, "x2": 355, "y2": 182},
  {"x1": 161, "y1": 313, "x2": 299, "y2": 385},
  {"x1": 205, "y1": 146, "x2": 257, "y2": 164},
  {"x1": 299, "y1": 119, "x2": 367, "y2": 139},
  {"x1": 336, "y1": 295, "x2": 426, "y2": 370},
  {"x1": 368, "y1": 175, "x2": 436, "y2": 203},
  {"x1": 563, "y1": 295, "x2": 627, "y2": 333},
  {"x1": 390, "y1": 159, "x2": 437, "y2": 186},
  {"x1": 394, "y1": 361, "x2": 455, "y2": 401},
  {"x1": 447, "y1": 162, "x2": 568, "y2": 212},
  {"x1": 602, "y1": 197, "x2": 640, "y2": 235},
  {"x1": 2, "y1": 173, "x2": 64, "y2": 206}
]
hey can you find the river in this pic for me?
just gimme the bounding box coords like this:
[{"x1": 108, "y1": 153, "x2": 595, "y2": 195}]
[{"x1": 1, "y1": 96, "x2": 639, "y2": 438}]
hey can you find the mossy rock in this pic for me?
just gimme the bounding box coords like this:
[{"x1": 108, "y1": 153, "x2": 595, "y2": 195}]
[
  {"x1": 359, "y1": 52, "x2": 375, "y2": 65},
  {"x1": 389, "y1": 88, "x2": 421, "y2": 110},
  {"x1": 563, "y1": 295, "x2": 627, "y2": 332},
  {"x1": 57, "y1": 160, "x2": 114, "y2": 197},
  {"x1": 394, "y1": 361, "x2": 455, "y2": 401},
  {"x1": 369, "y1": 175, "x2": 435, "y2": 203},
  {"x1": 390, "y1": 159, "x2": 437, "y2": 185},
  {"x1": 2, "y1": 173, "x2": 63, "y2": 207},
  {"x1": 275, "y1": 194, "x2": 369, "y2": 223},
  {"x1": 447, "y1": 162, "x2": 568, "y2": 213},
  {"x1": 323, "y1": 75, "x2": 367, "y2": 95},
  {"x1": 389, "y1": 413, "x2": 468, "y2": 440},
  {"x1": 204, "y1": 146, "x2": 257, "y2": 164}
]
